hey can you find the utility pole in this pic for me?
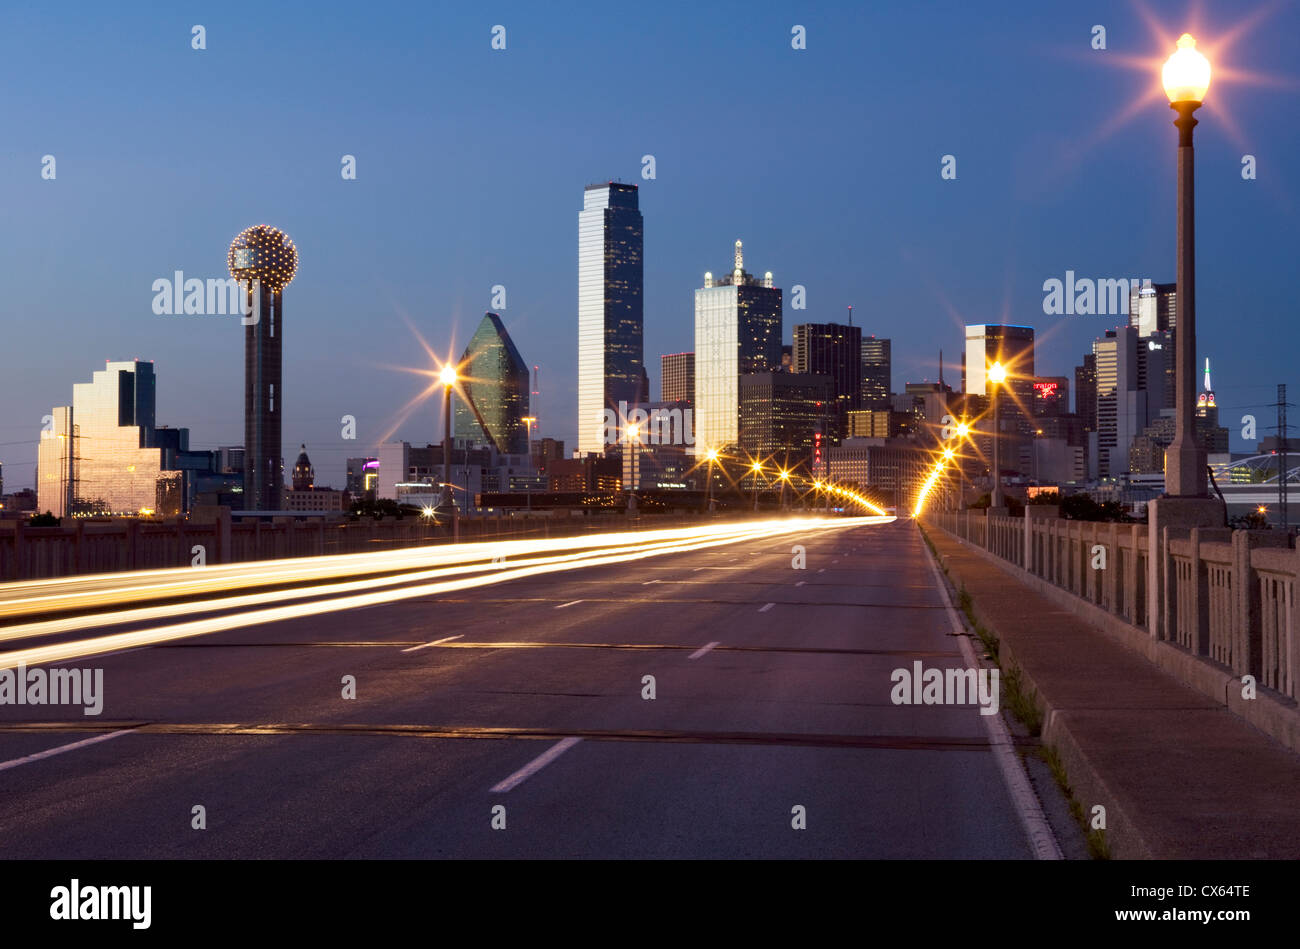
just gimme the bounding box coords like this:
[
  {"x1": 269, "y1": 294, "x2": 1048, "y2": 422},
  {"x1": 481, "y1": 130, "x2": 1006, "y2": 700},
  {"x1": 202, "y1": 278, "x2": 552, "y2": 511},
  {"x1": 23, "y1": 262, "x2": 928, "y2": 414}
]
[{"x1": 1276, "y1": 384, "x2": 1291, "y2": 531}]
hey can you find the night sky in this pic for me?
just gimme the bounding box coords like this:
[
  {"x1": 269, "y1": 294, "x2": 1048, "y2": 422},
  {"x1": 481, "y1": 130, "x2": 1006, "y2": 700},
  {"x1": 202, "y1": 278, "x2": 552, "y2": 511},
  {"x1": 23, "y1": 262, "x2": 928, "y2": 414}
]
[{"x1": 2, "y1": 0, "x2": 1297, "y2": 488}]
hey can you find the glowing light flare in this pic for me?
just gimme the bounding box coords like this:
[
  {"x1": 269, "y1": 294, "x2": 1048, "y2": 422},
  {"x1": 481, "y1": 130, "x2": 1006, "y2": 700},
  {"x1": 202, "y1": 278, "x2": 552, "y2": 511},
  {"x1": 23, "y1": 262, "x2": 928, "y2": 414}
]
[{"x1": 1162, "y1": 33, "x2": 1211, "y2": 103}]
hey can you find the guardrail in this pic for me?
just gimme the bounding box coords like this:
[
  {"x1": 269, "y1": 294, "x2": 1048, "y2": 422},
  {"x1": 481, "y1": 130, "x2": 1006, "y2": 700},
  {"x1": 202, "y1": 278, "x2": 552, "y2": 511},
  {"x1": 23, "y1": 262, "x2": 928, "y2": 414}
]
[{"x1": 929, "y1": 508, "x2": 1298, "y2": 705}]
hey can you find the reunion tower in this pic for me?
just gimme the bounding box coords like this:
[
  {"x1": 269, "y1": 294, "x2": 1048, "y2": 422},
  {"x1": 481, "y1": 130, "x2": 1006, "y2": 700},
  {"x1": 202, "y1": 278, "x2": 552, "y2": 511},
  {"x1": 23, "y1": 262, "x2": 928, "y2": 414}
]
[{"x1": 229, "y1": 225, "x2": 298, "y2": 511}]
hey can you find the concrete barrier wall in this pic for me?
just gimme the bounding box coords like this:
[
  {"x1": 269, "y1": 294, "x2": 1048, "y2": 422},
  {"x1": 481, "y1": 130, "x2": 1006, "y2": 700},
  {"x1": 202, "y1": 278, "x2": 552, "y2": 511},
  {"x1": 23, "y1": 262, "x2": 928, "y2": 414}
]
[{"x1": 0, "y1": 511, "x2": 715, "y2": 582}]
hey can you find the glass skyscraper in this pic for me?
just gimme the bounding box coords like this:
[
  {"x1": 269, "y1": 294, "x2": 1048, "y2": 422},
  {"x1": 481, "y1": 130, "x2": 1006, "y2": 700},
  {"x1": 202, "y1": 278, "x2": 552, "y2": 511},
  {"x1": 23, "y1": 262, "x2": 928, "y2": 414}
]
[
  {"x1": 36, "y1": 360, "x2": 184, "y2": 517},
  {"x1": 792, "y1": 322, "x2": 861, "y2": 439},
  {"x1": 454, "y1": 312, "x2": 530, "y2": 456},
  {"x1": 577, "y1": 182, "x2": 643, "y2": 455},
  {"x1": 860, "y1": 336, "x2": 892, "y2": 409},
  {"x1": 694, "y1": 241, "x2": 782, "y2": 454}
]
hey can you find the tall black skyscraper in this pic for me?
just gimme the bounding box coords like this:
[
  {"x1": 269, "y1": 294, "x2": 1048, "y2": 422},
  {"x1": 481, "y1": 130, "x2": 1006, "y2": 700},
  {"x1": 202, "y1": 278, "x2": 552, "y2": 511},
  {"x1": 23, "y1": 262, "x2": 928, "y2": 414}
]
[
  {"x1": 860, "y1": 336, "x2": 892, "y2": 409},
  {"x1": 792, "y1": 322, "x2": 862, "y2": 439},
  {"x1": 578, "y1": 182, "x2": 643, "y2": 454},
  {"x1": 229, "y1": 225, "x2": 298, "y2": 511}
]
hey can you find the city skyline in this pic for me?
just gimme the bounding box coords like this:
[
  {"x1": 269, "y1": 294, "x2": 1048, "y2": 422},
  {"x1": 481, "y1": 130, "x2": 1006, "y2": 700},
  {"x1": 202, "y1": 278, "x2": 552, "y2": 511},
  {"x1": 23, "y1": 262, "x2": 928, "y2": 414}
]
[{"x1": 3, "y1": 1, "x2": 1298, "y2": 491}]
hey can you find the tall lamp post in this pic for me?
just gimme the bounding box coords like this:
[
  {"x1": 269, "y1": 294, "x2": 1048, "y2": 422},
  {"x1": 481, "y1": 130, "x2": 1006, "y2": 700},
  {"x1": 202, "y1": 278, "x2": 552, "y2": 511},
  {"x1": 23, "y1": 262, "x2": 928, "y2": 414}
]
[
  {"x1": 953, "y1": 421, "x2": 970, "y2": 508},
  {"x1": 750, "y1": 461, "x2": 763, "y2": 512},
  {"x1": 438, "y1": 365, "x2": 458, "y2": 514},
  {"x1": 626, "y1": 423, "x2": 640, "y2": 513},
  {"x1": 987, "y1": 361, "x2": 1007, "y2": 509},
  {"x1": 705, "y1": 448, "x2": 718, "y2": 513},
  {"x1": 1162, "y1": 33, "x2": 1212, "y2": 498}
]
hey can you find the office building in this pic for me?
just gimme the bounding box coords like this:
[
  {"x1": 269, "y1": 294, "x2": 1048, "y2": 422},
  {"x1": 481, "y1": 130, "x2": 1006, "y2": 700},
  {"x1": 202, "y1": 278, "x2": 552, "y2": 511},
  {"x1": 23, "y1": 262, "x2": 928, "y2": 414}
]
[
  {"x1": 737, "y1": 371, "x2": 830, "y2": 467},
  {"x1": 694, "y1": 241, "x2": 783, "y2": 453},
  {"x1": 661, "y1": 352, "x2": 694, "y2": 405},
  {"x1": 825, "y1": 437, "x2": 930, "y2": 512},
  {"x1": 454, "y1": 312, "x2": 530, "y2": 455},
  {"x1": 345, "y1": 457, "x2": 379, "y2": 499},
  {"x1": 1093, "y1": 326, "x2": 1168, "y2": 478},
  {"x1": 577, "y1": 181, "x2": 644, "y2": 455},
  {"x1": 37, "y1": 360, "x2": 185, "y2": 517},
  {"x1": 860, "y1": 336, "x2": 891, "y2": 409},
  {"x1": 963, "y1": 324, "x2": 1035, "y2": 396},
  {"x1": 1074, "y1": 354, "x2": 1097, "y2": 433},
  {"x1": 792, "y1": 322, "x2": 862, "y2": 439},
  {"x1": 1031, "y1": 377, "x2": 1069, "y2": 417},
  {"x1": 1129, "y1": 281, "x2": 1176, "y2": 336}
]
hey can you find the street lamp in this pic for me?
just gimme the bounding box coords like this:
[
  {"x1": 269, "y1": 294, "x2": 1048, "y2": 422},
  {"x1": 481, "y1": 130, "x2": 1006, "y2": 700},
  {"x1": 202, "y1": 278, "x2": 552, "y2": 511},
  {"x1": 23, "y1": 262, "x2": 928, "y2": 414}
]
[
  {"x1": 778, "y1": 468, "x2": 791, "y2": 510},
  {"x1": 953, "y1": 420, "x2": 970, "y2": 508},
  {"x1": 705, "y1": 448, "x2": 719, "y2": 513},
  {"x1": 438, "y1": 365, "x2": 459, "y2": 525},
  {"x1": 987, "y1": 361, "x2": 1007, "y2": 509},
  {"x1": 1162, "y1": 33, "x2": 1211, "y2": 497},
  {"x1": 750, "y1": 461, "x2": 763, "y2": 512},
  {"x1": 626, "y1": 422, "x2": 641, "y2": 513}
]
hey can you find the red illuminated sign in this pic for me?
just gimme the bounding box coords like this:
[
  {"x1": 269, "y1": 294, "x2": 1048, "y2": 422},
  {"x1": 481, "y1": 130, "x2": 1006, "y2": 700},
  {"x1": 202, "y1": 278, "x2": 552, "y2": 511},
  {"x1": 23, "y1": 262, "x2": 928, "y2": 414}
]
[{"x1": 1033, "y1": 382, "x2": 1059, "y2": 397}]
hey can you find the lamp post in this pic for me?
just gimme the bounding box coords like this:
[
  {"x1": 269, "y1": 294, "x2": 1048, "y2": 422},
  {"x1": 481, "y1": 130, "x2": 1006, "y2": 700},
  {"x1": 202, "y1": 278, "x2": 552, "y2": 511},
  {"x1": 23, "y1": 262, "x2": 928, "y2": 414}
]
[
  {"x1": 438, "y1": 365, "x2": 458, "y2": 524},
  {"x1": 705, "y1": 448, "x2": 718, "y2": 513},
  {"x1": 626, "y1": 423, "x2": 639, "y2": 513},
  {"x1": 1162, "y1": 33, "x2": 1212, "y2": 498},
  {"x1": 751, "y1": 461, "x2": 763, "y2": 512},
  {"x1": 778, "y1": 469, "x2": 791, "y2": 510},
  {"x1": 953, "y1": 421, "x2": 970, "y2": 509},
  {"x1": 987, "y1": 361, "x2": 1007, "y2": 509}
]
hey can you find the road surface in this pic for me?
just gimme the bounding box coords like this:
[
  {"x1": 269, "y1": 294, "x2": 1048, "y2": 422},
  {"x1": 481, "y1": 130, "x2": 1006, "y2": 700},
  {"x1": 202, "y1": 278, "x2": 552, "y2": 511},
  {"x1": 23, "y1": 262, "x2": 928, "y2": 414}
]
[{"x1": 0, "y1": 517, "x2": 1047, "y2": 858}]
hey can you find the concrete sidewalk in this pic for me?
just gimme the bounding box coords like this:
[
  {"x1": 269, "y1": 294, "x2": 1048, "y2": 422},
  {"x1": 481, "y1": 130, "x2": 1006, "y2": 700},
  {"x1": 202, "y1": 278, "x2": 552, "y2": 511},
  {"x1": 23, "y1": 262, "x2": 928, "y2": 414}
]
[{"x1": 923, "y1": 523, "x2": 1300, "y2": 860}]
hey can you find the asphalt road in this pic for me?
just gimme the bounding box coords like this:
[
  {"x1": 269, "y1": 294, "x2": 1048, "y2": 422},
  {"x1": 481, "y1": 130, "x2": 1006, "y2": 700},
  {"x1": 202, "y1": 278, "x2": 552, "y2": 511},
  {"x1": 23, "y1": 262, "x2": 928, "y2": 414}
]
[{"x1": 0, "y1": 518, "x2": 1044, "y2": 858}]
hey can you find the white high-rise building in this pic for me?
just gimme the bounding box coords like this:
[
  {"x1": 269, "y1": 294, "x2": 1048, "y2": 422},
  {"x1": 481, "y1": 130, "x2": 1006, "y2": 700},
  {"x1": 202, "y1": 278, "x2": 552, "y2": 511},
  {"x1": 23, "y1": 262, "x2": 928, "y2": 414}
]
[{"x1": 693, "y1": 241, "x2": 782, "y2": 454}]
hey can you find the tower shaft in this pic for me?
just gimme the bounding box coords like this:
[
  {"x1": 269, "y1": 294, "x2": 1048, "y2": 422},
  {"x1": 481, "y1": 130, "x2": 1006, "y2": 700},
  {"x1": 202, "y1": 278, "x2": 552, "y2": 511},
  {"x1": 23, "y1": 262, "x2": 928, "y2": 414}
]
[{"x1": 244, "y1": 283, "x2": 283, "y2": 510}]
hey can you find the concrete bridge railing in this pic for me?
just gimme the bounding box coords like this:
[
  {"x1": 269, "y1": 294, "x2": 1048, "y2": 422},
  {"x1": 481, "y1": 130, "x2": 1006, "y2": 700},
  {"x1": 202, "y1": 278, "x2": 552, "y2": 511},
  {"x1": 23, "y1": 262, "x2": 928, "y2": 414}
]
[{"x1": 929, "y1": 508, "x2": 1299, "y2": 710}]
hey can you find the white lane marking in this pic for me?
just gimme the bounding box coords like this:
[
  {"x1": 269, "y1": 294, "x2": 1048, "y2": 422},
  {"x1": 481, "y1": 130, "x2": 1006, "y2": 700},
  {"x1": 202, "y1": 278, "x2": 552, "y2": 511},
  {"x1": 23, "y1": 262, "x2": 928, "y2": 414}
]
[
  {"x1": 692, "y1": 566, "x2": 744, "y2": 571},
  {"x1": 758, "y1": 602, "x2": 775, "y2": 612},
  {"x1": 402, "y1": 634, "x2": 463, "y2": 653},
  {"x1": 555, "y1": 600, "x2": 584, "y2": 609},
  {"x1": 817, "y1": 568, "x2": 825, "y2": 574},
  {"x1": 490, "y1": 737, "x2": 582, "y2": 792},
  {"x1": 832, "y1": 559, "x2": 839, "y2": 564},
  {"x1": 919, "y1": 531, "x2": 1063, "y2": 861},
  {"x1": 0, "y1": 729, "x2": 133, "y2": 773},
  {"x1": 641, "y1": 580, "x2": 660, "y2": 585},
  {"x1": 795, "y1": 581, "x2": 806, "y2": 587},
  {"x1": 688, "y1": 641, "x2": 720, "y2": 659}
]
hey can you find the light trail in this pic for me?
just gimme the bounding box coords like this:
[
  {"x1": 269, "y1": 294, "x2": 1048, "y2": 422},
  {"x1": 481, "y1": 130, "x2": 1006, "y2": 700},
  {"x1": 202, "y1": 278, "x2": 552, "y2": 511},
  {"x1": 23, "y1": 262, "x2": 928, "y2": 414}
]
[
  {"x1": 0, "y1": 518, "x2": 851, "y2": 620},
  {"x1": 0, "y1": 517, "x2": 880, "y2": 671},
  {"x1": 0, "y1": 527, "x2": 804, "y2": 646}
]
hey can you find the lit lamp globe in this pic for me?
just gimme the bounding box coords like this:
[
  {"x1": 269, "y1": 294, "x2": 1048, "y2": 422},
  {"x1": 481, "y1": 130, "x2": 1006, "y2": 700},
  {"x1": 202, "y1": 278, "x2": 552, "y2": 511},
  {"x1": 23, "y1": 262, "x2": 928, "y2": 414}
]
[
  {"x1": 987, "y1": 362, "x2": 1007, "y2": 385},
  {"x1": 1162, "y1": 34, "x2": 1211, "y2": 105},
  {"x1": 439, "y1": 365, "x2": 458, "y2": 387},
  {"x1": 228, "y1": 225, "x2": 298, "y2": 292}
]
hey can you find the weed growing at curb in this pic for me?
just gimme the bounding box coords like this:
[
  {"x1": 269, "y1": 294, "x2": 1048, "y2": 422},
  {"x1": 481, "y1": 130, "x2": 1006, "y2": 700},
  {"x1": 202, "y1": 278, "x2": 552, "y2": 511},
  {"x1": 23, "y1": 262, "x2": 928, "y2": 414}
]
[{"x1": 1037, "y1": 745, "x2": 1111, "y2": 860}]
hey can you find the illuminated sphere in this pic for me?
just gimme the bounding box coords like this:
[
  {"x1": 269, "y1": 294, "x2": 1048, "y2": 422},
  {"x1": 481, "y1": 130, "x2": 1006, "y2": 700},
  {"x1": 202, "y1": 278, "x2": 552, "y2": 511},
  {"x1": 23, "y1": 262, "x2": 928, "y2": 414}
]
[
  {"x1": 228, "y1": 225, "x2": 298, "y2": 293},
  {"x1": 1162, "y1": 33, "x2": 1211, "y2": 104}
]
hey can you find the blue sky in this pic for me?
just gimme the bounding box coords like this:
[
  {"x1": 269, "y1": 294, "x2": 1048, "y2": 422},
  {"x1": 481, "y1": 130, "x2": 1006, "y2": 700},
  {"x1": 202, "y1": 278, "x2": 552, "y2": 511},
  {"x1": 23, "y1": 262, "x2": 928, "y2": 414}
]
[{"x1": 2, "y1": 0, "x2": 1297, "y2": 488}]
